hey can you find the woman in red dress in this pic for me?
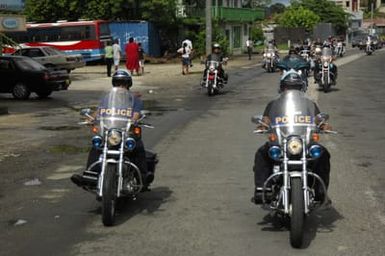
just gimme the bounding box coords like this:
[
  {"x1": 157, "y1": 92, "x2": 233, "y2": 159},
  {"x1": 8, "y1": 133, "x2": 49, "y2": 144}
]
[{"x1": 125, "y1": 37, "x2": 140, "y2": 75}]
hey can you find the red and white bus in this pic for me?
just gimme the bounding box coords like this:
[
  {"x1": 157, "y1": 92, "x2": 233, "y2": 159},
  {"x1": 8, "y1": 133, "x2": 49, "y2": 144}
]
[{"x1": 5, "y1": 20, "x2": 111, "y2": 62}]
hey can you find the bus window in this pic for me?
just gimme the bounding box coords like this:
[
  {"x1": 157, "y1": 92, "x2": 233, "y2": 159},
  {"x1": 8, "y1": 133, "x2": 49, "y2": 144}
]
[
  {"x1": 99, "y1": 23, "x2": 110, "y2": 37},
  {"x1": 60, "y1": 26, "x2": 95, "y2": 41}
]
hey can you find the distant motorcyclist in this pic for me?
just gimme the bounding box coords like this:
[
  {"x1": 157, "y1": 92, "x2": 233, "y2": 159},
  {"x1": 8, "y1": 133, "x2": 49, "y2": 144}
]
[
  {"x1": 202, "y1": 43, "x2": 228, "y2": 84},
  {"x1": 314, "y1": 45, "x2": 338, "y2": 84},
  {"x1": 71, "y1": 70, "x2": 154, "y2": 189},
  {"x1": 262, "y1": 40, "x2": 280, "y2": 69},
  {"x1": 277, "y1": 46, "x2": 310, "y2": 71},
  {"x1": 276, "y1": 46, "x2": 310, "y2": 88},
  {"x1": 252, "y1": 72, "x2": 331, "y2": 204}
]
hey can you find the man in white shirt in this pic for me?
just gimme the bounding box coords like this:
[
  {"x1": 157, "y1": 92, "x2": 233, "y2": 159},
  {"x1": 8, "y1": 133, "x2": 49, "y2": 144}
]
[
  {"x1": 112, "y1": 39, "x2": 122, "y2": 71},
  {"x1": 246, "y1": 38, "x2": 253, "y2": 60},
  {"x1": 182, "y1": 39, "x2": 193, "y2": 67}
]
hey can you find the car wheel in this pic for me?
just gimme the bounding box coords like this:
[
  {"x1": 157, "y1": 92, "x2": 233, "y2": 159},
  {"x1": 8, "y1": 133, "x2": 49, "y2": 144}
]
[
  {"x1": 36, "y1": 90, "x2": 52, "y2": 98},
  {"x1": 12, "y1": 83, "x2": 31, "y2": 99}
]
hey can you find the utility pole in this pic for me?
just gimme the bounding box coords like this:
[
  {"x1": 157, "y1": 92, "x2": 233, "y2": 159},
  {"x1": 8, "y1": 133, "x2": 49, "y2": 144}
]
[
  {"x1": 371, "y1": 2, "x2": 374, "y2": 35},
  {"x1": 206, "y1": 0, "x2": 212, "y2": 56}
]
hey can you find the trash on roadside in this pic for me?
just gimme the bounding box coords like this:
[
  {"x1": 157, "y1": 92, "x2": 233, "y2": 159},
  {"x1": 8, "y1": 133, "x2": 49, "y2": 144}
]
[
  {"x1": 24, "y1": 178, "x2": 42, "y2": 186},
  {"x1": 148, "y1": 89, "x2": 154, "y2": 94},
  {"x1": 14, "y1": 219, "x2": 27, "y2": 226},
  {"x1": 54, "y1": 215, "x2": 60, "y2": 219}
]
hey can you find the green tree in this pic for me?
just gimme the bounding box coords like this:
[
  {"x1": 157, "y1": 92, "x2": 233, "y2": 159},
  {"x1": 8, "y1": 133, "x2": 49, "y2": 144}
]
[
  {"x1": 290, "y1": 0, "x2": 349, "y2": 34},
  {"x1": 195, "y1": 22, "x2": 229, "y2": 57},
  {"x1": 24, "y1": 0, "x2": 84, "y2": 22},
  {"x1": 24, "y1": 0, "x2": 178, "y2": 25},
  {"x1": 141, "y1": 0, "x2": 179, "y2": 27},
  {"x1": 269, "y1": 3, "x2": 286, "y2": 15},
  {"x1": 250, "y1": 25, "x2": 264, "y2": 42},
  {"x1": 277, "y1": 6, "x2": 320, "y2": 31}
]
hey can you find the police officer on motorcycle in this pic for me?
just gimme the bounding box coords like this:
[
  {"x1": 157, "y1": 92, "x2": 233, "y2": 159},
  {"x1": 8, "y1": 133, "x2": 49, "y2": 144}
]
[
  {"x1": 71, "y1": 70, "x2": 155, "y2": 190},
  {"x1": 313, "y1": 44, "x2": 338, "y2": 84},
  {"x1": 277, "y1": 46, "x2": 310, "y2": 88},
  {"x1": 202, "y1": 43, "x2": 228, "y2": 85},
  {"x1": 252, "y1": 72, "x2": 331, "y2": 204}
]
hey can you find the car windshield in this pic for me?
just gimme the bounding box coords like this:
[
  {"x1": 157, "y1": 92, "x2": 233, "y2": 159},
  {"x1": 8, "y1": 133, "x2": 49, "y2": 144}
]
[
  {"x1": 44, "y1": 47, "x2": 64, "y2": 56},
  {"x1": 14, "y1": 57, "x2": 46, "y2": 71}
]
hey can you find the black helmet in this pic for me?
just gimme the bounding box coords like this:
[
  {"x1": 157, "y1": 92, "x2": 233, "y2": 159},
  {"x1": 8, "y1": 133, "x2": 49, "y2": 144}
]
[
  {"x1": 112, "y1": 70, "x2": 132, "y2": 88},
  {"x1": 280, "y1": 70, "x2": 305, "y2": 92},
  {"x1": 288, "y1": 46, "x2": 298, "y2": 55}
]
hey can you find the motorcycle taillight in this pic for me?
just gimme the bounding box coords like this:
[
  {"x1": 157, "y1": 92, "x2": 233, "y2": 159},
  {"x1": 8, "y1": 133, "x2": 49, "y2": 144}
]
[{"x1": 208, "y1": 73, "x2": 215, "y2": 80}]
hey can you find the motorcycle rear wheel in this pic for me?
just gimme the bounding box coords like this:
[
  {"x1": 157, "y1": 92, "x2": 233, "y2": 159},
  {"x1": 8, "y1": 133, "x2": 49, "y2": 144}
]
[
  {"x1": 102, "y1": 164, "x2": 118, "y2": 226},
  {"x1": 290, "y1": 178, "x2": 305, "y2": 248}
]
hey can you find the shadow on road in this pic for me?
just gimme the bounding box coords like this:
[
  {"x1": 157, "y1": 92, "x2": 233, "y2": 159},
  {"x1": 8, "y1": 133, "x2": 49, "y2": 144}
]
[
  {"x1": 89, "y1": 186, "x2": 173, "y2": 226},
  {"x1": 257, "y1": 206, "x2": 344, "y2": 248},
  {"x1": 302, "y1": 206, "x2": 344, "y2": 248},
  {"x1": 316, "y1": 87, "x2": 341, "y2": 93}
]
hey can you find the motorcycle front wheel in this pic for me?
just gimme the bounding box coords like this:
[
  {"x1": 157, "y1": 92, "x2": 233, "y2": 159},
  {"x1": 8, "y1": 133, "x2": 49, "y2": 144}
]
[
  {"x1": 207, "y1": 80, "x2": 214, "y2": 96},
  {"x1": 102, "y1": 164, "x2": 118, "y2": 226},
  {"x1": 290, "y1": 177, "x2": 305, "y2": 248},
  {"x1": 323, "y1": 83, "x2": 330, "y2": 93}
]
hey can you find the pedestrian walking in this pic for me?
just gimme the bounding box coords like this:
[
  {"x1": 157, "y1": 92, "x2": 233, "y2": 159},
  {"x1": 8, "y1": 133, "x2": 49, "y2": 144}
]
[
  {"x1": 104, "y1": 41, "x2": 114, "y2": 77},
  {"x1": 182, "y1": 39, "x2": 193, "y2": 67},
  {"x1": 112, "y1": 39, "x2": 121, "y2": 71},
  {"x1": 177, "y1": 42, "x2": 191, "y2": 75},
  {"x1": 246, "y1": 38, "x2": 253, "y2": 60},
  {"x1": 138, "y1": 42, "x2": 145, "y2": 75},
  {"x1": 125, "y1": 37, "x2": 140, "y2": 75}
]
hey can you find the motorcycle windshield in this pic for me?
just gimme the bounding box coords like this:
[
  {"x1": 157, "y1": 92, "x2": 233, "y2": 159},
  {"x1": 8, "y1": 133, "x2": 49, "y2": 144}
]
[
  {"x1": 96, "y1": 88, "x2": 135, "y2": 133},
  {"x1": 266, "y1": 91, "x2": 318, "y2": 140},
  {"x1": 322, "y1": 48, "x2": 332, "y2": 57},
  {"x1": 207, "y1": 60, "x2": 219, "y2": 69}
]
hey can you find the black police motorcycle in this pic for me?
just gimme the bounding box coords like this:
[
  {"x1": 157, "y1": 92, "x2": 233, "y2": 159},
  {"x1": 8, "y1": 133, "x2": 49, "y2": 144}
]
[
  {"x1": 78, "y1": 87, "x2": 157, "y2": 226},
  {"x1": 252, "y1": 89, "x2": 336, "y2": 248}
]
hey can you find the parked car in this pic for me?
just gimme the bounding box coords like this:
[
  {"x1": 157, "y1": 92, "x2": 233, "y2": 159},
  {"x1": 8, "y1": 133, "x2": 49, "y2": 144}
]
[
  {"x1": 352, "y1": 34, "x2": 367, "y2": 49},
  {"x1": 0, "y1": 56, "x2": 71, "y2": 99},
  {"x1": 13, "y1": 46, "x2": 85, "y2": 72}
]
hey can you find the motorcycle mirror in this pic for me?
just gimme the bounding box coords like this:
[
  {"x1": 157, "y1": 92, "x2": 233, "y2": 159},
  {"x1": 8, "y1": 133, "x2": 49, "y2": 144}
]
[
  {"x1": 80, "y1": 108, "x2": 92, "y2": 116},
  {"x1": 316, "y1": 112, "x2": 329, "y2": 124},
  {"x1": 251, "y1": 115, "x2": 262, "y2": 124},
  {"x1": 141, "y1": 110, "x2": 151, "y2": 116}
]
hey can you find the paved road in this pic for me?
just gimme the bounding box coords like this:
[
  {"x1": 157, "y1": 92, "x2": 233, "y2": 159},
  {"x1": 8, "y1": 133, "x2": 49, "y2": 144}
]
[{"x1": 0, "y1": 50, "x2": 384, "y2": 255}]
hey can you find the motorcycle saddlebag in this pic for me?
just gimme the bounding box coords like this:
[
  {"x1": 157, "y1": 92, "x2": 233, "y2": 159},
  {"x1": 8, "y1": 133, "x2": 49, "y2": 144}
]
[{"x1": 145, "y1": 150, "x2": 158, "y2": 174}]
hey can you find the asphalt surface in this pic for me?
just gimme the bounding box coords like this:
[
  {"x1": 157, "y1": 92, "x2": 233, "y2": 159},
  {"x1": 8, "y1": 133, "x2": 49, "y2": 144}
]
[{"x1": 0, "y1": 49, "x2": 384, "y2": 255}]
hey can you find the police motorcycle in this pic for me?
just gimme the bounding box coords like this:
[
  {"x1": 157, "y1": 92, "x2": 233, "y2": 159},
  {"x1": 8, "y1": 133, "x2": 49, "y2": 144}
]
[
  {"x1": 335, "y1": 41, "x2": 345, "y2": 57},
  {"x1": 277, "y1": 62, "x2": 309, "y2": 92},
  {"x1": 263, "y1": 46, "x2": 278, "y2": 73},
  {"x1": 365, "y1": 39, "x2": 374, "y2": 55},
  {"x1": 202, "y1": 58, "x2": 228, "y2": 96},
  {"x1": 78, "y1": 87, "x2": 157, "y2": 226},
  {"x1": 313, "y1": 44, "x2": 323, "y2": 58},
  {"x1": 251, "y1": 83, "x2": 335, "y2": 248},
  {"x1": 315, "y1": 47, "x2": 336, "y2": 93},
  {"x1": 299, "y1": 45, "x2": 313, "y2": 74}
]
